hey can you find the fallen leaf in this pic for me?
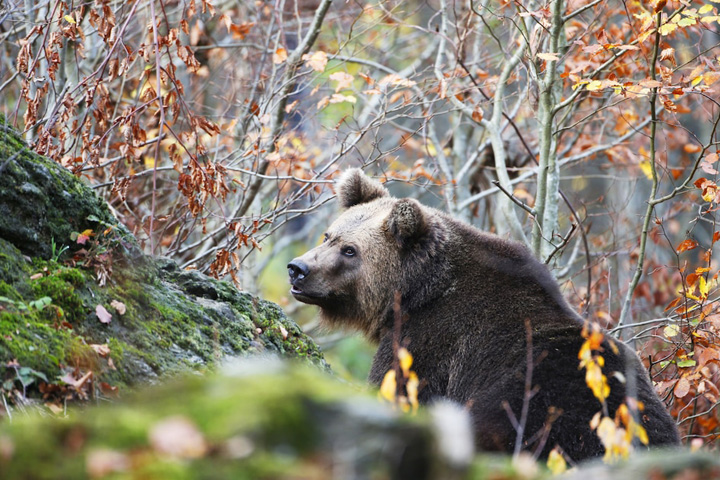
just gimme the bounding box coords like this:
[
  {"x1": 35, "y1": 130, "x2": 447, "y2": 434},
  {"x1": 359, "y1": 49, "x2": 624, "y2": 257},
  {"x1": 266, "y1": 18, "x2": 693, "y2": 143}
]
[
  {"x1": 61, "y1": 370, "x2": 93, "y2": 389},
  {"x1": 149, "y1": 416, "x2": 207, "y2": 459},
  {"x1": 90, "y1": 344, "x2": 111, "y2": 357},
  {"x1": 96, "y1": 304, "x2": 112, "y2": 324},
  {"x1": 76, "y1": 228, "x2": 94, "y2": 245},
  {"x1": 110, "y1": 300, "x2": 126, "y2": 315},
  {"x1": 46, "y1": 403, "x2": 63, "y2": 414},
  {"x1": 86, "y1": 449, "x2": 129, "y2": 478}
]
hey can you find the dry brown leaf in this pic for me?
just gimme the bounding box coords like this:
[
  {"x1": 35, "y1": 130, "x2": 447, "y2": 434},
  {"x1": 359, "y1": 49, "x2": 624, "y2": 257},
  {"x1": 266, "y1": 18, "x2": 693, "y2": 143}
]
[
  {"x1": 674, "y1": 377, "x2": 690, "y2": 398},
  {"x1": 110, "y1": 300, "x2": 126, "y2": 315}
]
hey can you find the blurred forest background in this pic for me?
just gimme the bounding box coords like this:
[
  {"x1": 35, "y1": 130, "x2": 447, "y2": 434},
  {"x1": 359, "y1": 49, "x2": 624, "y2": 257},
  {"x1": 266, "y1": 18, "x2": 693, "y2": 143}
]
[{"x1": 2, "y1": 0, "x2": 720, "y2": 447}]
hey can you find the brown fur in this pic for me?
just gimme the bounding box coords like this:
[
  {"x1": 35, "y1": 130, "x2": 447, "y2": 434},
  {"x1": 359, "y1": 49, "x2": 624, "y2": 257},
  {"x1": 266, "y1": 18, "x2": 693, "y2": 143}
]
[{"x1": 288, "y1": 169, "x2": 680, "y2": 462}]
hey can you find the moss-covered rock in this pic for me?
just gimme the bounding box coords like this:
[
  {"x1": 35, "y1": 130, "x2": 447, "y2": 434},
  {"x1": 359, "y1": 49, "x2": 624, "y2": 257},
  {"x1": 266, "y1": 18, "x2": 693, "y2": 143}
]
[
  {"x1": 0, "y1": 363, "x2": 459, "y2": 480},
  {"x1": 1, "y1": 362, "x2": 710, "y2": 480},
  {"x1": 0, "y1": 121, "x2": 129, "y2": 260},
  {"x1": 0, "y1": 117, "x2": 326, "y2": 406}
]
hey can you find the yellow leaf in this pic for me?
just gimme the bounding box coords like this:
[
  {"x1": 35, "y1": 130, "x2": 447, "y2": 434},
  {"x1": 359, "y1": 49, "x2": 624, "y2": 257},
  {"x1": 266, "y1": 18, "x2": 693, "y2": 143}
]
[
  {"x1": 699, "y1": 276, "x2": 709, "y2": 297},
  {"x1": 398, "y1": 347, "x2": 413, "y2": 376},
  {"x1": 547, "y1": 447, "x2": 567, "y2": 474},
  {"x1": 633, "y1": 422, "x2": 649, "y2": 445},
  {"x1": 586, "y1": 80, "x2": 603, "y2": 91},
  {"x1": 704, "y1": 71, "x2": 720, "y2": 86},
  {"x1": 691, "y1": 75, "x2": 704, "y2": 87},
  {"x1": 379, "y1": 370, "x2": 397, "y2": 403},
  {"x1": 572, "y1": 79, "x2": 589, "y2": 90},
  {"x1": 699, "y1": 4, "x2": 714, "y2": 14},
  {"x1": 585, "y1": 360, "x2": 610, "y2": 402},
  {"x1": 702, "y1": 183, "x2": 717, "y2": 202},
  {"x1": 678, "y1": 17, "x2": 697, "y2": 27},
  {"x1": 596, "y1": 416, "x2": 617, "y2": 446},
  {"x1": 639, "y1": 160, "x2": 653, "y2": 179},
  {"x1": 407, "y1": 371, "x2": 419, "y2": 413},
  {"x1": 663, "y1": 324, "x2": 681, "y2": 338},
  {"x1": 701, "y1": 15, "x2": 720, "y2": 23},
  {"x1": 639, "y1": 28, "x2": 655, "y2": 43},
  {"x1": 64, "y1": 15, "x2": 76, "y2": 24},
  {"x1": 658, "y1": 23, "x2": 678, "y2": 35}
]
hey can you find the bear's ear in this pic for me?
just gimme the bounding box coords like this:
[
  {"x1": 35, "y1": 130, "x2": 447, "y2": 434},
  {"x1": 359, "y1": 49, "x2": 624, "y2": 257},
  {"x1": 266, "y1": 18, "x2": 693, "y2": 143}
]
[
  {"x1": 336, "y1": 168, "x2": 389, "y2": 209},
  {"x1": 386, "y1": 199, "x2": 428, "y2": 247}
]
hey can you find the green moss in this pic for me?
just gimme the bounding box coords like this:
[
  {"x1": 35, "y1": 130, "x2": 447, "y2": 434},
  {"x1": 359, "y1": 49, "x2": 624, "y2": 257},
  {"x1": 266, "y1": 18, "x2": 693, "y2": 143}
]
[
  {"x1": 30, "y1": 271, "x2": 86, "y2": 323},
  {"x1": 0, "y1": 365, "x2": 448, "y2": 480},
  {"x1": 0, "y1": 308, "x2": 83, "y2": 380},
  {"x1": 0, "y1": 121, "x2": 327, "y2": 406}
]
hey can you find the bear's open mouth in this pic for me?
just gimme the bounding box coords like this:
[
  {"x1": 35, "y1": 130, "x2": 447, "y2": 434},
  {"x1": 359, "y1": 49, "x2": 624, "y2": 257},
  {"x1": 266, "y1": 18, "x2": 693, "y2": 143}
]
[{"x1": 290, "y1": 286, "x2": 322, "y2": 304}]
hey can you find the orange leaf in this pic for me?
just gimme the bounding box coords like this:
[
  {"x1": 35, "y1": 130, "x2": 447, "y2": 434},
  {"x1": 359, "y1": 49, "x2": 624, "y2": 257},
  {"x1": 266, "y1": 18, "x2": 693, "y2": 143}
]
[
  {"x1": 665, "y1": 297, "x2": 682, "y2": 311},
  {"x1": 472, "y1": 107, "x2": 484, "y2": 123},
  {"x1": 272, "y1": 47, "x2": 287, "y2": 64},
  {"x1": 677, "y1": 239, "x2": 698, "y2": 253},
  {"x1": 684, "y1": 144, "x2": 702, "y2": 154}
]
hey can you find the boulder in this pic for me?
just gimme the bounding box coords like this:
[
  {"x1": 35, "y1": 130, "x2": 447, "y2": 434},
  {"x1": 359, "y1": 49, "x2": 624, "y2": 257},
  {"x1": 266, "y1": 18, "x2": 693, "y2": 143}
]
[{"x1": 0, "y1": 117, "x2": 325, "y2": 407}]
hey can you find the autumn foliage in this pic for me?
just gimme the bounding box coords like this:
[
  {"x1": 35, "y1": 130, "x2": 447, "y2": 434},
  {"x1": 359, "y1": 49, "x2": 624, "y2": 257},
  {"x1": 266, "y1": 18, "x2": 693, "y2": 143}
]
[{"x1": 3, "y1": 0, "x2": 720, "y2": 457}]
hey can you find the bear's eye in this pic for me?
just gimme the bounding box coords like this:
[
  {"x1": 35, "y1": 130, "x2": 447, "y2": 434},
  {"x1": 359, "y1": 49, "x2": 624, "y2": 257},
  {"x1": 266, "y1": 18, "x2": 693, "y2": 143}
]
[
  {"x1": 323, "y1": 233, "x2": 329, "y2": 243},
  {"x1": 341, "y1": 246, "x2": 356, "y2": 257}
]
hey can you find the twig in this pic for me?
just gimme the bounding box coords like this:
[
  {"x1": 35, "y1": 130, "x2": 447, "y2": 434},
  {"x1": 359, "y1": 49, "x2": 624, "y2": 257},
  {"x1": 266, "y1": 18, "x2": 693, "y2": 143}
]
[
  {"x1": 235, "y1": 0, "x2": 333, "y2": 219},
  {"x1": 514, "y1": 318, "x2": 536, "y2": 457},
  {"x1": 544, "y1": 223, "x2": 577, "y2": 265},
  {"x1": 617, "y1": 11, "x2": 663, "y2": 330},
  {"x1": 491, "y1": 180, "x2": 536, "y2": 216}
]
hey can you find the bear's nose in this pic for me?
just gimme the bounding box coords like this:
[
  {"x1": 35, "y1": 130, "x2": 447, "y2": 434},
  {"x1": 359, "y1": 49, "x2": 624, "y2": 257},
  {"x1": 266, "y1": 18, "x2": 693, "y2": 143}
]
[{"x1": 287, "y1": 259, "x2": 310, "y2": 283}]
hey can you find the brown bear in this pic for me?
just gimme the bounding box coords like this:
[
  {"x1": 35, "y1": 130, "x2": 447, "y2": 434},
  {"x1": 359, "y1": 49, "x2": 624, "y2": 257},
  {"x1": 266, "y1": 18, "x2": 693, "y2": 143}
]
[{"x1": 287, "y1": 169, "x2": 680, "y2": 462}]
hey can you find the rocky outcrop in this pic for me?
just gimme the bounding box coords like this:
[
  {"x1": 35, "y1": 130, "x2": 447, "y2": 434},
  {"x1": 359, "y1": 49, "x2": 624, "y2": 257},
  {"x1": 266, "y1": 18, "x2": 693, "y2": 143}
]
[{"x1": 0, "y1": 117, "x2": 325, "y2": 405}]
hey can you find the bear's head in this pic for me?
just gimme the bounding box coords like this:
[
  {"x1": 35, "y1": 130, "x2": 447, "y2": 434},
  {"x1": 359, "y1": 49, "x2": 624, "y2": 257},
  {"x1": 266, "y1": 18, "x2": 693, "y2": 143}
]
[{"x1": 288, "y1": 169, "x2": 448, "y2": 340}]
